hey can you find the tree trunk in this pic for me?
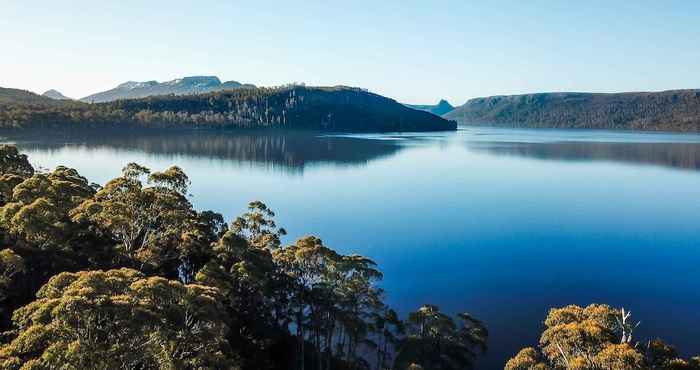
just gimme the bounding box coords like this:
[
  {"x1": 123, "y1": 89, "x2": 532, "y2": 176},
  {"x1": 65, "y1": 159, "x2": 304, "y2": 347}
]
[
  {"x1": 381, "y1": 334, "x2": 389, "y2": 370},
  {"x1": 297, "y1": 310, "x2": 305, "y2": 370},
  {"x1": 376, "y1": 336, "x2": 382, "y2": 370},
  {"x1": 325, "y1": 322, "x2": 335, "y2": 370}
]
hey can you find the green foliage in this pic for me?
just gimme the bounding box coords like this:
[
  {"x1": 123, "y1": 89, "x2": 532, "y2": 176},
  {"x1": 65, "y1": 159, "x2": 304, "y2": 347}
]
[
  {"x1": 394, "y1": 305, "x2": 487, "y2": 370},
  {"x1": 539, "y1": 304, "x2": 619, "y2": 366},
  {"x1": 69, "y1": 163, "x2": 205, "y2": 280},
  {"x1": 0, "y1": 145, "x2": 34, "y2": 178},
  {"x1": 231, "y1": 201, "x2": 286, "y2": 249},
  {"x1": 505, "y1": 348, "x2": 548, "y2": 370},
  {"x1": 196, "y1": 227, "x2": 288, "y2": 369},
  {"x1": 0, "y1": 249, "x2": 24, "y2": 311},
  {"x1": 0, "y1": 268, "x2": 238, "y2": 369},
  {"x1": 370, "y1": 307, "x2": 405, "y2": 370},
  {"x1": 0, "y1": 145, "x2": 34, "y2": 206},
  {"x1": 1, "y1": 166, "x2": 94, "y2": 249},
  {"x1": 505, "y1": 304, "x2": 699, "y2": 370}
]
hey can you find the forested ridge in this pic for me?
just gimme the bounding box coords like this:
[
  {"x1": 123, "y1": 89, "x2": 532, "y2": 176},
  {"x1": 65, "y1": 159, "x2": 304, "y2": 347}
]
[
  {"x1": 0, "y1": 86, "x2": 456, "y2": 132},
  {"x1": 445, "y1": 90, "x2": 700, "y2": 132},
  {"x1": 0, "y1": 88, "x2": 61, "y2": 106}
]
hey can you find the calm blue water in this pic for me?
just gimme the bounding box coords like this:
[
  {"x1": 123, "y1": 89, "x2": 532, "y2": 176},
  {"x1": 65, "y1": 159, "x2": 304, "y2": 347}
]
[{"x1": 2, "y1": 127, "x2": 700, "y2": 369}]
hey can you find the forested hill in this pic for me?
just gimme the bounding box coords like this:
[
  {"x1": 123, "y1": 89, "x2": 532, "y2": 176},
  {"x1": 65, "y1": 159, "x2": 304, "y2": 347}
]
[
  {"x1": 445, "y1": 89, "x2": 700, "y2": 132},
  {"x1": 0, "y1": 85, "x2": 456, "y2": 132},
  {"x1": 0, "y1": 87, "x2": 61, "y2": 106}
]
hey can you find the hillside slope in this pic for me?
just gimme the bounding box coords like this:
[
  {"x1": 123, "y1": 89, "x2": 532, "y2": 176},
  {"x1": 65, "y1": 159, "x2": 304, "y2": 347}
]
[
  {"x1": 0, "y1": 88, "x2": 60, "y2": 106},
  {"x1": 405, "y1": 99, "x2": 455, "y2": 116},
  {"x1": 1, "y1": 85, "x2": 456, "y2": 132},
  {"x1": 446, "y1": 90, "x2": 700, "y2": 132}
]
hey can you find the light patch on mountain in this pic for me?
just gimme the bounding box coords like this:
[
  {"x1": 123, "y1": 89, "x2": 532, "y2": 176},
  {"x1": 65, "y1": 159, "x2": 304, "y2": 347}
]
[{"x1": 80, "y1": 76, "x2": 256, "y2": 103}]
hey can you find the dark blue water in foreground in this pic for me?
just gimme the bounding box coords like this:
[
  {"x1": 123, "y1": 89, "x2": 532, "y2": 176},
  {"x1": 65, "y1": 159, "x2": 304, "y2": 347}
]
[{"x1": 3, "y1": 127, "x2": 700, "y2": 369}]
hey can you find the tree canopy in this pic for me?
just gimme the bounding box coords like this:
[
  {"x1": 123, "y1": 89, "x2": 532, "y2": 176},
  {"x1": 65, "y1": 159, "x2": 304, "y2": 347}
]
[
  {"x1": 0, "y1": 268, "x2": 237, "y2": 369},
  {"x1": 505, "y1": 304, "x2": 700, "y2": 370},
  {"x1": 393, "y1": 305, "x2": 488, "y2": 370}
]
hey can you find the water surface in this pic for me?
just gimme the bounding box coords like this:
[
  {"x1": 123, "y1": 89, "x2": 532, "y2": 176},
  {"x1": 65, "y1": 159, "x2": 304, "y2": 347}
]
[{"x1": 2, "y1": 127, "x2": 700, "y2": 369}]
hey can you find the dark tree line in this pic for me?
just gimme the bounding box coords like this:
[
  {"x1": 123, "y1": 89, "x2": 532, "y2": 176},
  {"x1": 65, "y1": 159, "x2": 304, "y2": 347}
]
[
  {"x1": 0, "y1": 86, "x2": 456, "y2": 132},
  {"x1": 445, "y1": 90, "x2": 700, "y2": 132}
]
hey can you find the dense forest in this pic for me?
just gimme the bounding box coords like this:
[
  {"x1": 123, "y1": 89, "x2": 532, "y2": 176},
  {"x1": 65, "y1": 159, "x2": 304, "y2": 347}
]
[
  {"x1": 0, "y1": 86, "x2": 456, "y2": 132},
  {"x1": 445, "y1": 90, "x2": 700, "y2": 132},
  {"x1": 1, "y1": 145, "x2": 698, "y2": 369}
]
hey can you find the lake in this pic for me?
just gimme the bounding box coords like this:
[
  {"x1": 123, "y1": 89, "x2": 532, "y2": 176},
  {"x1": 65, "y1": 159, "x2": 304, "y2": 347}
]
[{"x1": 2, "y1": 127, "x2": 700, "y2": 369}]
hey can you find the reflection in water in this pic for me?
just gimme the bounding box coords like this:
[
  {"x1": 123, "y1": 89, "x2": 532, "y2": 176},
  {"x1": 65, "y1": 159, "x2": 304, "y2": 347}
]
[
  {"x1": 4, "y1": 128, "x2": 700, "y2": 173},
  {"x1": 0, "y1": 129, "x2": 403, "y2": 173},
  {"x1": 467, "y1": 140, "x2": 700, "y2": 171}
]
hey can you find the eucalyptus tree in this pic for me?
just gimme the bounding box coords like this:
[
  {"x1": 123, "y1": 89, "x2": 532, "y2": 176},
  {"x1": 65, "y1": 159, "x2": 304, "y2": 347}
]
[
  {"x1": 644, "y1": 339, "x2": 700, "y2": 370},
  {"x1": 0, "y1": 249, "x2": 24, "y2": 297},
  {"x1": 1, "y1": 166, "x2": 95, "y2": 250},
  {"x1": 231, "y1": 200, "x2": 287, "y2": 249},
  {"x1": 334, "y1": 254, "x2": 384, "y2": 369},
  {"x1": 271, "y1": 235, "x2": 389, "y2": 370},
  {"x1": 393, "y1": 304, "x2": 487, "y2": 370},
  {"x1": 70, "y1": 163, "x2": 210, "y2": 281},
  {"x1": 0, "y1": 145, "x2": 33, "y2": 177},
  {"x1": 540, "y1": 304, "x2": 620, "y2": 368},
  {"x1": 0, "y1": 268, "x2": 238, "y2": 370},
  {"x1": 196, "y1": 227, "x2": 290, "y2": 370},
  {"x1": 505, "y1": 304, "x2": 700, "y2": 370},
  {"x1": 0, "y1": 249, "x2": 24, "y2": 322},
  {"x1": 273, "y1": 236, "x2": 341, "y2": 370},
  {"x1": 0, "y1": 145, "x2": 34, "y2": 207},
  {"x1": 369, "y1": 306, "x2": 405, "y2": 370},
  {"x1": 0, "y1": 150, "x2": 100, "y2": 332},
  {"x1": 0, "y1": 165, "x2": 99, "y2": 315}
]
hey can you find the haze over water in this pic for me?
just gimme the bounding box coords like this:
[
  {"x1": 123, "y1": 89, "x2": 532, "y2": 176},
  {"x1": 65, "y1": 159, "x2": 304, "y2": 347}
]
[{"x1": 3, "y1": 127, "x2": 700, "y2": 369}]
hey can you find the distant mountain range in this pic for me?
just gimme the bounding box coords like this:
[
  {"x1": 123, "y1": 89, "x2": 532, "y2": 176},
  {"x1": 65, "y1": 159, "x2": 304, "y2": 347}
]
[
  {"x1": 42, "y1": 89, "x2": 72, "y2": 100},
  {"x1": 5, "y1": 82, "x2": 700, "y2": 132},
  {"x1": 445, "y1": 90, "x2": 700, "y2": 132},
  {"x1": 404, "y1": 99, "x2": 454, "y2": 116},
  {"x1": 80, "y1": 76, "x2": 256, "y2": 103}
]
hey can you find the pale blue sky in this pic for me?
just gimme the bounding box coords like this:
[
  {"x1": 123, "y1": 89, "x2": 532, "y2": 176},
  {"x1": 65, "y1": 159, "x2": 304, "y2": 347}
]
[{"x1": 2, "y1": 0, "x2": 699, "y2": 105}]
